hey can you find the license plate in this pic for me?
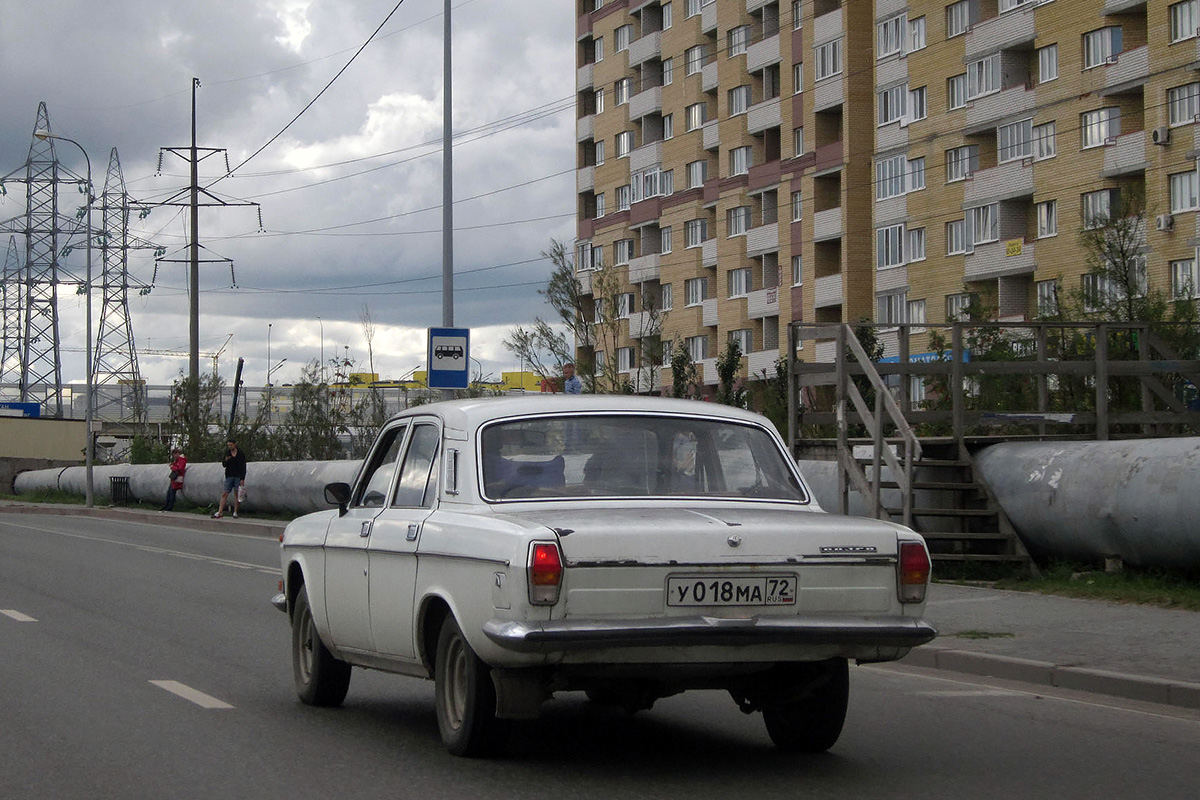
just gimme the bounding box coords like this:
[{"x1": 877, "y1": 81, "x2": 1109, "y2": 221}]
[{"x1": 666, "y1": 575, "x2": 797, "y2": 607}]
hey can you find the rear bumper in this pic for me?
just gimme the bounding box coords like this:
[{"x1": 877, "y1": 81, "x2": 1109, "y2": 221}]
[{"x1": 482, "y1": 614, "x2": 937, "y2": 654}]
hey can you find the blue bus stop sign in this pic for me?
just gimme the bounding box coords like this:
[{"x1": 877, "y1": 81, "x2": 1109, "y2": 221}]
[{"x1": 427, "y1": 327, "x2": 470, "y2": 390}]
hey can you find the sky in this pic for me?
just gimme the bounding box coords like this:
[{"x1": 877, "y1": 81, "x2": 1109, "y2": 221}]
[{"x1": 0, "y1": 0, "x2": 575, "y2": 388}]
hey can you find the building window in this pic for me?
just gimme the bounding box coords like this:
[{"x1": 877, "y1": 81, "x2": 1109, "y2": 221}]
[
  {"x1": 686, "y1": 102, "x2": 707, "y2": 130},
  {"x1": 1171, "y1": 258, "x2": 1198, "y2": 299},
  {"x1": 945, "y1": 145, "x2": 978, "y2": 182},
  {"x1": 661, "y1": 282, "x2": 674, "y2": 310},
  {"x1": 1033, "y1": 122, "x2": 1056, "y2": 160},
  {"x1": 877, "y1": 224, "x2": 905, "y2": 269},
  {"x1": 1171, "y1": 1, "x2": 1199, "y2": 43},
  {"x1": 594, "y1": 88, "x2": 605, "y2": 114},
  {"x1": 1082, "y1": 188, "x2": 1118, "y2": 229},
  {"x1": 908, "y1": 87, "x2": 927, "y2": 122},
  {"x1": 1036, "y1": 279, "x2": 1060, "y2": 316},
  {"x1": 729, "y1": 146, "x2": 752, "y2": 176},
  {"x1": 686, "y1": 335, "x2": 709, "y2": 362},
  {"x1": 947, "y1": 73, "x2": 968, "y2": 110},
  {"x1": 792, "y1": 255, "x2": 803, "y2": 285},
  {"x1": 594, "y1": 36, "x2": 604, "y2": 62},
  {"x1": 794, "y1": 63, "x2": 803, "y2": 94},
  {"x1": 686, "y1": 45, "x2": 707, "y2": 74},
  {"x1": 685, "y1": 277, "x2": 707, "y2": 305},
  {"x1": 967, "y1": 53, "x2": 1000, "y2": 99},
  {"x1": 593, "y1": 139, "x2": 605, "y2": 165},
  {"x1": 614, "y1": 239, "x2": 634, "y2": 266},
  {"x1": 1037, "y1": 200, "x2": 1058, "y2": 238},
  {"x1": 970, "y1": 203, "x2": 999, "y2": 245},
  {"x1": 686, "y1": 0, "x2": 701, "y2": 16},
  {"x1": 595, "y1": 192, "x2": 606, "y2": 218},
  {"x1": 908, "y1": 157, "x2": 926, "y2": 191},
  {"x1": 616, "y1": 130, "x2": 634, "y2": 157},
  {"x1": 727, "y1": 206, "x2": 752, "y2": 237},
  {"x1": 729, "y1": 85, "x2": 752, "y2": 116},
  {"x1": 663, "y1": 113, "x2": 674, "y2": 139},
  {"x1": 792, "y1": 0, "x2": 803, "y2": 29},
  {"x1": 687, "y1": 159, "x2": 708, "y2": 188},
  {"x1": 793, "y1": 127, "x2": 804, "y2": 156},
  {"x1": 729, "y1": 329, "x2": 753, "y2": 354},
  {"x1": 1168, "y1": 83, "x2": 1200, "y2": 126},
  {"x1": 1081, "y1": 107, "x2": 1120, "y2": 148},
  {"x1": 763, "y1": 64, "x2": 782, "y2": 100},
  {"x1": 1039, "y1": 44, "x2": 1058, "y2": 83},
  {"x1": 908, "y1": 227, "x2": 926, "y2": 261},
  {"x1": 615, "y1": 78, "x2": 632, "y2": 105},
  {"x1": 878, "y1": 291, "x2": 907, "y2": 325},
  {"x1": 946, "y1": 1, "x2": 976, "y2": 39},
  {"x1": 1082, "y1": 273, "x2": 1116, "y2": 312},
  {"x1": 878, "y1": 15, "x2": 905, "y2": 59},
  {"x1": 614, "y1": 24, "x2": 631, "y2": 52},
  {"x1": 729, "y1": 25, "x2": 751, "y2": 57},
  {"x1": 878, "y1": 84, "x2": 906, "y2": 126},
  {"x1": 815, "y1": 39, "x2": 842, "y2": 81},
  {"x1": 1083, "y1": 27, "x2": 1122, "y2": 70},
  {"x1": 946, "y1": 220, "x2": 967, "y2": 255},
  {"x1": 876, "y1": 155, "x2": 907, "y2": 200},
  {"x1": 791, "y1": 191, "x2": 803, "y2": 222},
  {"x1": 595, "y1": 350, "x2": 605, "y2": 370},
  {"x1": 616, "y1": 184, "x2": 631, "y2": 211},
  {"x1": 1170, "y1": 171, "x2": 1200, "y2": 213},
  {"x1": 728, "y1": 267, "x2": 752, "y2": 296},
  {"x1": 685, "y1": 218, "x2": 708, "y2": 247},
  {"x1": 663, "y1": 2, "x2": 673, "y2": 28},
  {"x1": 617, "y1": 347, "x2": 635, "y2": 372},
  {"x1": 617, "y1": 292, "x2": 635, "y2": 318},
  {"x1": 661, "y1": 227, "x2": 673, "y2": 254},
  {"x1": 663, "y1": 58, "x2": 674, "y2": 86},
  {"x1": 998, "y1": 119, "x2": 1034, "y2": 163},
  {"x1": 947, "y1": 292, "x2": 973, "y2": 321},
  {"x1": 908, "y1": 298, "x2": 927, "y2": 327},
  {"x1": 909, "y1": 17, "x2": 927, "y2": 52}
]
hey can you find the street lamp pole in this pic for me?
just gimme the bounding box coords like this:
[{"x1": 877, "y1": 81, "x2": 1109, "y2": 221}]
[
  {"x1": 317, "y1": 316, "x2": 324, "y2": 383},
  {"x1": 36, "y1": 130, "x2": 93, "y2": 507}
]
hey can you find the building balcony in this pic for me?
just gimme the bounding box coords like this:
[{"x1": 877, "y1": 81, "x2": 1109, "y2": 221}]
[
  {"x1": 876, "y1": 0, "x2": 907, "y2": 19},
  {"x1": 964, "y1": 159, "x2": 1033, "y2": 205},
  {"x1": 629, "y1": 86, "x2": 663, "y2": 121},
  {"x1": 698, "y1": 357, "x2": 718, "y2": 384},
  {"x1": 747, "y1": 96, "x2": 782, "y2": 135},
  {"x1": 627, "y1": 310, "x2": 657, "y2": 339},
  {"x1": 965, "y1": 85, "x2": 1035, "y2": 134},
  {"x1": 1103, "y1": 0, "x2": 1146, "y2": 11},
  {"x1": 628, "y1": 31, "x2": 662, "y2": 68},
  {"x1": 701, "y1": 1, "x2": 717, "y2": 34},
  {"x1": 702, "y1": 297, "x2": 719, "y2": 327},
  {"x1": 813, "y1": 207, "x2": 843, "y2": 241},
  {"x1": 747, "y1": 286, "x2": 780, "y2": 320},
  {"x1": 702, "y1": 60, "x2": 719, "y2": 93},
  {"x1": 1101, "y1": 130, "x2": 1148, "y2": 178},
  {"x1": 578, "y1": 165, "x2": 595, "y2": 194},
  {"x1": 577, "y1": 62, "x2": 594, "y2": 91},
  {"x1": 814, "y1": 274, "x2": 843, "y2": 308},
  {"x1": 1103, "y1": 45, "x2": 1149, "y2": 95},
  {"x1": 747, "y1": 0, "x2": 773, "y2": 13},
  {"x1": 875, "y1": 56, "x2": 908, "y2": 90},
  {"x1": 747, "y1": 33, "x2": 781, "y2": 74},
  {"x1": 702, "y1": 119, "x2": 720, "y2": 151},
  {"x1": 627, "y1": 253, "x2": 661, "y2": 284},
  {"x1": 964, "y1": 238, "x2": 1036, "y2": 281},
  {"x1": 629, "y1": 140, "x2": 663, "y2": 173},
  {"x1": 876, "y1": 121, "x2": 908, "y2": 153},
  {"x1": 627, "y1": 366, "x2": 660, "y2": 392},
  {"x1": 964, "y1": 6, "x2": 1036, "y2": 62},
  {"x1": 747, "y1": 348, "x2": 778, "y2": 376},
  {"x1": 813, "y1": 8, "x2": 844, "y2": 44},
  {"x1": 578, "y1": 269, "x2": 593, "y2": 295},
  {"x1": 577, "y1": 114, "x2": 594, "y2": 143},
  {"x1": 875, "y1": 194, "x2": 907, "y2": 225},
  {"x1": 813, "y1": 76, "x2": 844, "y2": 111},
  {"x1": 702, "y1": 238, "x2": 718, "y2": 267},
  {"x1": 814, "y1": 339, "x2": 837, "y2": 363},
  {"x1": 746, "y1": 222, "x2": 779, "y2": 258}
]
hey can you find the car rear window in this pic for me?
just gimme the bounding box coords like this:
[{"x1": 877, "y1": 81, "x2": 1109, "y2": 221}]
[{"x1": 480, "y1": 414, "x2": 807, "y2": 502}]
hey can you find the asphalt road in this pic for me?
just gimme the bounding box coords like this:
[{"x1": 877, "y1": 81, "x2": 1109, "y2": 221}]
[{"x1": 3, "y1": 513, "x2": 1199, "y2": 800}]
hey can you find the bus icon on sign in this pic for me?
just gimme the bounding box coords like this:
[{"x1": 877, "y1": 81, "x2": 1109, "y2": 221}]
[{"x1": 434, "y1": 344, "x2": 464, "y2": 359}]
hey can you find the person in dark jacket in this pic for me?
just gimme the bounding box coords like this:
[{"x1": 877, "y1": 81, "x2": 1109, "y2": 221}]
[
  {"x1": 160, "y1": 448, "x2": 187, "y2": 512},
  {"x1": 212, "y1": 439, "x2": 247, "y2": 518}
]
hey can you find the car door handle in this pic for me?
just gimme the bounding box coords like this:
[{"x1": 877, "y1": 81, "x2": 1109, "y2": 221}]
[
  {"x1": 360, "y1": 520, "x2": 372, "y2": 538},
  {"x1": 406, "y1": 523, "x2": 420, "y2": 542}
]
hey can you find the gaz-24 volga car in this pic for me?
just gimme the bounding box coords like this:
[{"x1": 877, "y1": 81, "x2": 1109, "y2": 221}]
[{"x1": 273, "y1": 396, "x2": 935, "y2": 757}]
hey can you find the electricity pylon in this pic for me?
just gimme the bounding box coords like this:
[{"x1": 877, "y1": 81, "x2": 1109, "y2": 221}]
[{"x1": 1, "y1": 237, "x2": 22, "y2": 390}]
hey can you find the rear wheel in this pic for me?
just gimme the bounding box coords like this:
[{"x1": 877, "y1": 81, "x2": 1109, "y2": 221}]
[
  {"x1": 761, "y1": 658, "x2": 849, "y2": 753},
  {"x1": 292, "y1": 586, "x2": 351, "y2": 707},
  {"x1": 435, "y1": 617, "x2": 511, "y2": 757}
]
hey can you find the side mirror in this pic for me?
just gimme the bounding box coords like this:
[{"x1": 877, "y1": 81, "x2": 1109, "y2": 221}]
[{"x1": 324, "y1": 482, "x2": 352, "y2": 516}]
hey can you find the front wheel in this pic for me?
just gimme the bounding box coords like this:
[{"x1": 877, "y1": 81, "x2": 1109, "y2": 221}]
[
  {"x1": 761, "y1": 658, "x2": 849, "y2": 753},
  {"x1": 292, "y1": 586, "x2": 351, "y2": 707},
  {"x1": 435, "y1": 617, "x2": 510, "y2": 757}
]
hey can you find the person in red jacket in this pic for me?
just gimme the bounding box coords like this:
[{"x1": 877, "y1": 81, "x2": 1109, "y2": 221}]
[{"x1": 160, "y1": 448, "x2": 187, "y2": 512}]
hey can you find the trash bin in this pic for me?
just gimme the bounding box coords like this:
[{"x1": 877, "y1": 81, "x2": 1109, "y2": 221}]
[{"x1": 110, "y1": 476, "x2": 131, "y2": 506}]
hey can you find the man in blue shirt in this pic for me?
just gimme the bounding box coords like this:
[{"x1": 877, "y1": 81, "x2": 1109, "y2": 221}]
[{"x1": 562, "y1": 362, "x2": 583, "y2": 394}]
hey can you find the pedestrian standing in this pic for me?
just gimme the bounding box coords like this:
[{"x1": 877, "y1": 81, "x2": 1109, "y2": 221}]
[
  {"x1": 562, "y1": 362, "x2": 583, "y2": 394},
  {"x1": 160, "y1": 448, "x2": 187, "y2": 512},
  {"x1": 212, "y1": 439, "x2": 247, "y2": 519}
]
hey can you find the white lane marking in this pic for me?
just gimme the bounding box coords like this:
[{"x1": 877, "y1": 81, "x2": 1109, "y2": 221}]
[
  {"x1": 149, "y1": 680, "x2": 234, "y2": 709},
  {"x1": 0, "y1": 519, "x2": 278, "y2": 575},
  {"x1": 1, "y1": 609, "x2": 37, "y2": 622}
]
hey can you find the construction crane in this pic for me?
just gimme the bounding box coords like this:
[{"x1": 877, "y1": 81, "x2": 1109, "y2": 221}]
[{"x1": 142, "y1": 333, "x2": 233, "y2": 381}]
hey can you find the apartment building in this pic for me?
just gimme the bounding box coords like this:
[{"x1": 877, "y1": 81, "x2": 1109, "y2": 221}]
[{"x1": 574, "y1": 0, "x2": 1200, "y2": 391}]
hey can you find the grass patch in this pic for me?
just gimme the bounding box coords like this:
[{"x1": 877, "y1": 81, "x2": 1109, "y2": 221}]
[{"x1": 994, "y1": 563, "x2": 1200, "y2": 612}]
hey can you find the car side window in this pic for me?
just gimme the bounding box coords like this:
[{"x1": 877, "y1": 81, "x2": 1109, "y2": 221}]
[
  {"x1": 392, "y1": 424, "x2": 440, "y2": 508},
  {"x1": 356, "y1": 423, "x2": 408, "y2": 508}
]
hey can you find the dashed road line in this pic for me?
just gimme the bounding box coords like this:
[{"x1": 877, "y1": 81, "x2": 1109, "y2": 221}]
[
  {"x1": 1, "y1": 609, "x2": 37, "y2": 622},
  {"x1": 149, "y1": 680, "x2": 234, "y2": 709}
]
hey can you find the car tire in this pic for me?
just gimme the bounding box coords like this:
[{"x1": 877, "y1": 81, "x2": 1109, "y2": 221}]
[
  {"x1": 761, "y1": 658, "x2": 849, "y2": 753},
  {"x1": 292, "y1": 586, "x2": 352, "y2": 707},
  {"x1": 435, "y1": 616, "x2": 510, "y2": 757}
]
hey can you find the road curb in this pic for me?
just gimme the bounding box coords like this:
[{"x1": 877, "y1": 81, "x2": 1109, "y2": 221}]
[
  {"x1": 903, "y1": 645, "x2": 1200, "y2": 710},
  {"x1": 0, "y1": 502, "x2": 286, "y2": 539}
]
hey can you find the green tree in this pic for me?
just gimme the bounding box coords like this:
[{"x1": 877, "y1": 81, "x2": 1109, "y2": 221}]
[
  {"x1": 669, "y1": 341, "x2": 699, "y2": 399},
  {"x1": 715, "y1": 338, "x2": 747, "y2": 408}
]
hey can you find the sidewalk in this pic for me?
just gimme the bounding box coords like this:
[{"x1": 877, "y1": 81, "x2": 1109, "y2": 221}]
[
  {"x1": 905, "y1": 582, "x2": 1200, "y2": 709},
  {"x1": 4, "y1": 501, "x2": 1199, "y2": 710}
]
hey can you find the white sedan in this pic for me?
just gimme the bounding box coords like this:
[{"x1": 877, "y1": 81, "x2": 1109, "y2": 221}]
[{"x1": 274, "y1": 395, "x2": 935, "y2": 757}]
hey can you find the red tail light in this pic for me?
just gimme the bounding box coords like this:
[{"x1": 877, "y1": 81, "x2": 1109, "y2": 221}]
[
  {"x1": 898, "y1": 541, "x2": 931, "y2": 603},
  {"x1": 528, "y1": 542, "x2": 563, "y2": 605}
]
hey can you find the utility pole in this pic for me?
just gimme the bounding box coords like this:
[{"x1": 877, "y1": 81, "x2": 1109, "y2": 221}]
[{"x1": 442, "y1": 0, "x2": 455, "y2": 401}]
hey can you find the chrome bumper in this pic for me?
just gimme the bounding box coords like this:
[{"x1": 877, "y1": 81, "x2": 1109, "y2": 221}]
[{"x1": 482, "y1": 614, "x2": 937, "y2": 653}]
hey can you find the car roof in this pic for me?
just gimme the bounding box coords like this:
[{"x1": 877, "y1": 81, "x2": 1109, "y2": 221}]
[{"x1": 387, "y1": 394, "x2": 777, "y2": 433}]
